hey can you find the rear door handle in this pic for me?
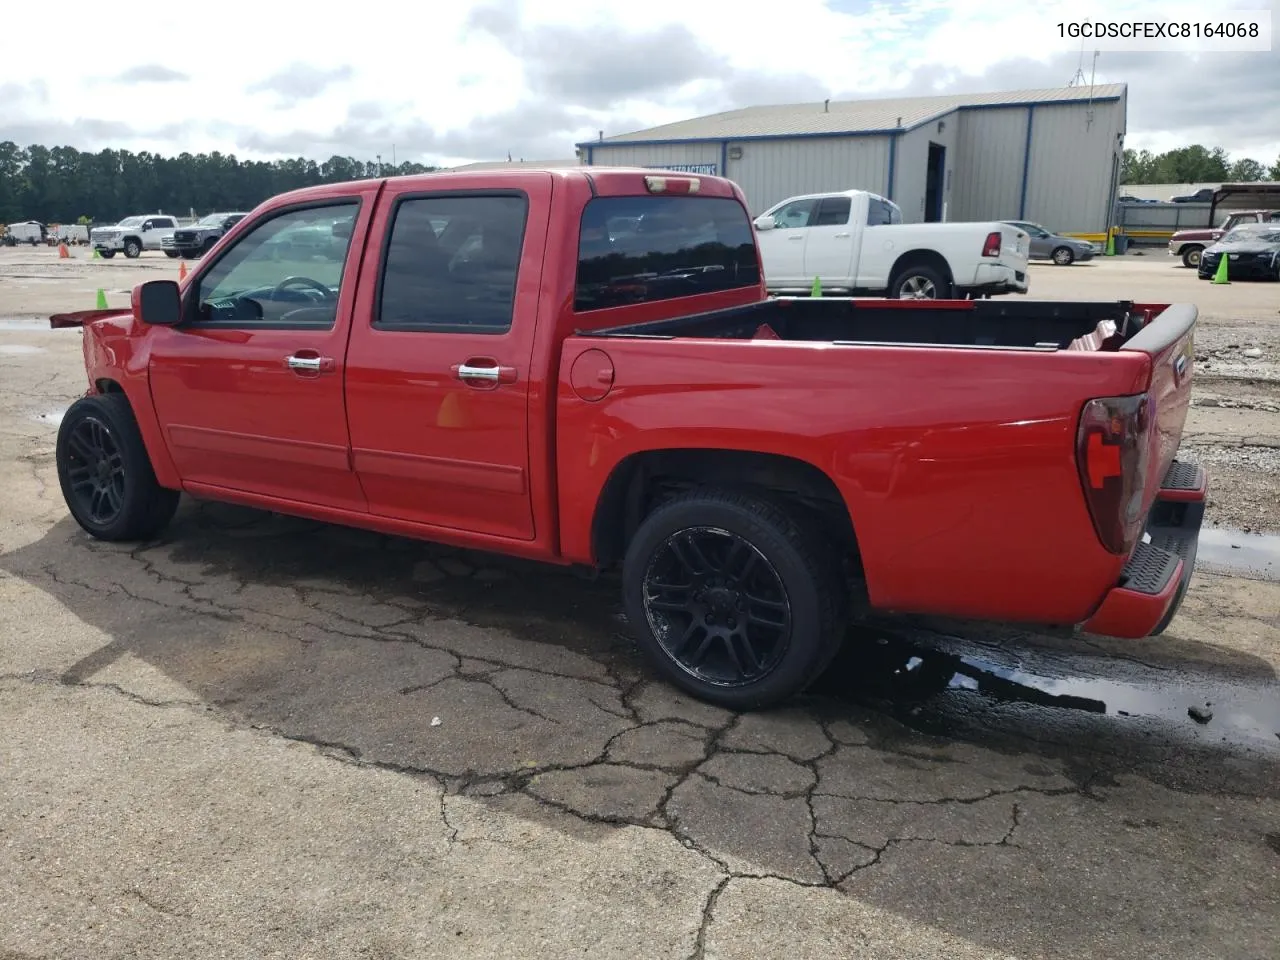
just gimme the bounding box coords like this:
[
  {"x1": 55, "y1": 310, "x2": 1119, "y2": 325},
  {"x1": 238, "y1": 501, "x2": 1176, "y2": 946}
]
[
  {"x1": 834, "y1": 232, "x2": 851, "y2": 238},
  {"x1": 454, "y1": 361, "x2": 518, "y2": 385},
  {"x1": 788, "y1": 235, "x2": 805, "y2": 241}
]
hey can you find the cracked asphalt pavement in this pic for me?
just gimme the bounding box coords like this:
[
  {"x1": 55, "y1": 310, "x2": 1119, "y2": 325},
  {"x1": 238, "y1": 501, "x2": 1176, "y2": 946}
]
[{"x1": 2, "y1": 251, "x2": 1280, "y2": 959}]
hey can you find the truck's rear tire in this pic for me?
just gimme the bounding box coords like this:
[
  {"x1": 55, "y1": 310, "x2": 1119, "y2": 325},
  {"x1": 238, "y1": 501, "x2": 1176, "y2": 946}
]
[
  {"x1": 123, "y1": 239, "x2": 142, "y2": 259},
  {"x1": 890, "y1": 265, "x2": 950, "y2": 299},
  {"x1": 621, "y1": 488, "x2": 848, "y2": 710},
  {"x1": 1181, "y1": 246, "x2": 1203, "y2": 268},
  {"x1": 56, "y1": 394, "x2": 180, "y2": 542}
]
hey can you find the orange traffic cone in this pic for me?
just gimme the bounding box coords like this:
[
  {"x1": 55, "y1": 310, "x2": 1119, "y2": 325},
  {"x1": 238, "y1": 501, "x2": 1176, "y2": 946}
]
[
  {"x1": 58, "y1": 243, "x2": 70, "y2": 259},
  {"x1": 179, "y1": 260, "x2": 188, "y2": 281}
]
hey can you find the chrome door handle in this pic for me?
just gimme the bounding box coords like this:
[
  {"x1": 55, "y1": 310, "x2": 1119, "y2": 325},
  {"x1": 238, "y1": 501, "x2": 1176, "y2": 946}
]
[
  {"x1": 285, "y1": 354, "x2": 334, "y2": 374},
  {"x1": 834, "y1": 232, "x2": 851, "y2": 238},
  {"x1": 457, "y1": 363, "x2": 499, "y2": 381},
  {"x1": 788, "y1": 235, "x2": 804, "y2": 240}
]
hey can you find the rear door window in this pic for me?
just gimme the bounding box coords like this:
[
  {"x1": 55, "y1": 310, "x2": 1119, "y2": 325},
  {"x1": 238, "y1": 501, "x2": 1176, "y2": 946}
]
[
  {"x1": 813, "y1": 196, "x2": 852, "y2": 226},
  {"x1": 575, "y1": 196, "x2": 760, "y2": 312}
]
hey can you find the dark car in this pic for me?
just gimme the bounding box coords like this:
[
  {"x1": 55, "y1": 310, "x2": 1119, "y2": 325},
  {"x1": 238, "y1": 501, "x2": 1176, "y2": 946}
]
[
  {"x1": 1171, "y1": 187, "x2": 1214, "y2": 204},
  {"x1": 1197, "y1": 224, "x2": 1280, "y2": 281},
  {"x1": 165, "y1": 211, "x2": 248, "y2": 259}
]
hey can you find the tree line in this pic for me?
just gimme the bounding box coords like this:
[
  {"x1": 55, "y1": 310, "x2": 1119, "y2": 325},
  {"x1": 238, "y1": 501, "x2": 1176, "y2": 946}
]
[
  {"x1": 3, "y1": 138, "x2": 1277, "y2": 224},
  {"x1": 1122, "y1": 144, "x2": 1280, "y2": 185},
  {"x1": 0, "y1": 141, "x2": 439, "y2": 225}
]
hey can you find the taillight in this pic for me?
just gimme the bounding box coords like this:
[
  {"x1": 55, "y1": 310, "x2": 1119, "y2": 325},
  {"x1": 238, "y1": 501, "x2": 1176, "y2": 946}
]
[
  {"x1": 982, "y1": 231, "x2": 1001, "y2": 258},
  {"x1": 1076, "y1": 394, "x2": 1153, "y2": 555}
]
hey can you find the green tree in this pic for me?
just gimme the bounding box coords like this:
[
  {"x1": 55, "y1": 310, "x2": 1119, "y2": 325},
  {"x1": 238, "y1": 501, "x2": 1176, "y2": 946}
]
[{"x1": 0, "y1": 142, "x2": 440, "y2": 223}]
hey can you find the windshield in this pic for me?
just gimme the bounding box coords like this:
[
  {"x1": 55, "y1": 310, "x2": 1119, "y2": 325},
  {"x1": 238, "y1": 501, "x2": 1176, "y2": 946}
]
[
  {"x1": 116, "y1": 216, "x2": 146, "y2": 228},
  {"x1": 197, "y1": 213, "x2": 228, "y2": 226},
  {"x1": 1222, "y1": 226, "x2": 1275, "y2": 243}
]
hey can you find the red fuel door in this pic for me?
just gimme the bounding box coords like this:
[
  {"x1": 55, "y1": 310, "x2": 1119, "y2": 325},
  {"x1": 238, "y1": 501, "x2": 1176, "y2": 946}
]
[{"x1": 569, "y1": 348, "x2": 615, "y2": 402}]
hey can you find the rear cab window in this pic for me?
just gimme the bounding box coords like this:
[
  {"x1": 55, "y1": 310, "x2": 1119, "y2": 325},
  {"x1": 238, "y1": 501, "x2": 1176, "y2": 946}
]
[{"x1": 575, "y1": 195, "x2": 760, "y2": 312}]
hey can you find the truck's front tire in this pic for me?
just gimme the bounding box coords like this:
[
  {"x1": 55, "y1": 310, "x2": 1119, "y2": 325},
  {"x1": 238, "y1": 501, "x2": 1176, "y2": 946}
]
[
  {"x1": 98, "y1": 249, "x2": 115, "y2": 259},
  {"x1": 56, "y1": 394, "x2": 180, "y2": 542},
  {"x1": 164, "y1": 249, "x2": 180, "y2": 259},
  {"x1": 123, "y1": 239, "x2": 142, "y2": 259},
  {"x1": 621, "y1": 488, "x2": 847, "y2": 710},
  {"x1": 1181, "y1": 246, "x2": 1203, "y2": 268}
]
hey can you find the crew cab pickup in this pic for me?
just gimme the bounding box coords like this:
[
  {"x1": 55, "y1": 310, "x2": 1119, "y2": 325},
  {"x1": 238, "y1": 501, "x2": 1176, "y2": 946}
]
[
  {"x1": 91, "y1": 215, "x2": 179, "y2": 259},
  {"x1": 753, "y1": 189, "x2": 1030, "y2": 298},
  {"x1": 49, "y1": 167, "x2": 1206, "y2": 710},
  {"x1": 1168, "y1": 210, "x2": 1280, "y2": 268}
]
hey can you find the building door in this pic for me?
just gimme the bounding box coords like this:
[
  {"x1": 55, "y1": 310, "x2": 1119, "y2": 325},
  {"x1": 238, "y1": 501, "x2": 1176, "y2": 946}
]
[{"x1": 925, "y1": 143, "x2": 946, "y2": 222}]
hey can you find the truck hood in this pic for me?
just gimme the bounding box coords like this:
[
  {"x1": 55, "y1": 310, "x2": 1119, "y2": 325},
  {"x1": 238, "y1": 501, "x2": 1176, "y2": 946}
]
[{"x1": 1170, "y1": 228, "x2": 1220, "y2": 242}]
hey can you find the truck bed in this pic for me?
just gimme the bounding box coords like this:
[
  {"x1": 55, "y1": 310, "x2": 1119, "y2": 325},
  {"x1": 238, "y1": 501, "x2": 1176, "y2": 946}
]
[{"x1": 586, "y1": 296, "x2": 1172, "y2": 353}]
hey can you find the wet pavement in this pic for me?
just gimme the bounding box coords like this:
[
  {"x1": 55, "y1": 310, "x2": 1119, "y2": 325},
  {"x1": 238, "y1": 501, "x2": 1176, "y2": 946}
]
[{"x1": 3, "y1": 251, "x2": 1280, "y2": 959}]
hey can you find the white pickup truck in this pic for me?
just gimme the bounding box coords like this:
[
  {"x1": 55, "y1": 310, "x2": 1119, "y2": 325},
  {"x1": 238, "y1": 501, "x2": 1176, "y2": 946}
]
[
  {"x1": 90, "y1": 214, "x2": 180, "y2": 259},
  {"x1": 754, "y1": 190, "x2": 1030, "y2": 299}
]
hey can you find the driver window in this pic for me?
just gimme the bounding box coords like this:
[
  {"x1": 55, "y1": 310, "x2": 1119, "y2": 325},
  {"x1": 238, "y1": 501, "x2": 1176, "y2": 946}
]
[
  {"x1": 193, "y1": 201, "x2": 358, "y2": 328},
  {"x1": 771, "y1": 198, "x2": 818, "y2": 229}
]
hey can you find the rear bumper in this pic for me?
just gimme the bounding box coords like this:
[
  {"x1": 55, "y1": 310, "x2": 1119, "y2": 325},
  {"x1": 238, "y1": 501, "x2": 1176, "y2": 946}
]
[
  {"x1": 960, "y1": 263, "x2": 1028, "y2": 297},
  {"x1": 1077, "y1": 460, "x2": 1207, "y2": 639}
]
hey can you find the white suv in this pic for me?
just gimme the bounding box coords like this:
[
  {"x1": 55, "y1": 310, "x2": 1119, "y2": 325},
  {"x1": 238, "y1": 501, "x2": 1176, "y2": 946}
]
[{"x1": 91, "y1": 215, "x2": 179, "y2": 259}]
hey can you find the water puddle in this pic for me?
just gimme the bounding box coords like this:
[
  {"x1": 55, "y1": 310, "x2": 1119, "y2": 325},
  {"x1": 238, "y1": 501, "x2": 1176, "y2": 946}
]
[
  {"x1": 0, "y1": 344, "x2": 46, "y2": 355},
  {"x1": 1196, "y1": 527, "x2": 1280, "y2": 581},
  {"x1": 818, "y1": 625, "x2": 1280, "y2": 748}
]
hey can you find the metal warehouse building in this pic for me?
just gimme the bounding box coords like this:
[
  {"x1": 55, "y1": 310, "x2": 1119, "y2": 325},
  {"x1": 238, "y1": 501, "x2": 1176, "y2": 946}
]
[{"x1": 577, "y1": 84, "x2": 1127, "y2": 235}]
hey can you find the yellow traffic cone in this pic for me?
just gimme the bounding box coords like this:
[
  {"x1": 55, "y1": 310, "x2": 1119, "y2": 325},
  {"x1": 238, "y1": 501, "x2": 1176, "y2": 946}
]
[
  {"x1": 91, "y1": 248, "x2": 101, "y2": 260},
  {"x1": 95, "y1": 289, "x2": 108, "y2": 309},
  {"x1": 1105, "y1": 232, "x2": 1115, "y2": 256},
  {"x1": 811, "y1": 275, "x2": 822, "y2": 297},
  {"x1": 1212, "y1": 254, "x2": 1230, "y2": 284}
]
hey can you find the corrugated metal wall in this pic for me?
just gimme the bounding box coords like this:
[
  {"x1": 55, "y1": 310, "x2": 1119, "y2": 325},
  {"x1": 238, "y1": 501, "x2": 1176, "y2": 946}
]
[
  {"x1": 892, "y1": 111, "x2": 958, "y2": 223},
  {"x1": 950, "y1": 108, "x2": 1029, "y2": 222},
  {"x1": 585, "y1": 142, "x2": 721, "y2": 170},
  {"x1": 1023, "y1": 98, "x2": 1125, "y2": 233},
  {"x1": 584, "y1": 95, "x2": 1124, "y2": 232},
  {"x1": 724, "y1": 137, "x2": 891, "y2": 214}
]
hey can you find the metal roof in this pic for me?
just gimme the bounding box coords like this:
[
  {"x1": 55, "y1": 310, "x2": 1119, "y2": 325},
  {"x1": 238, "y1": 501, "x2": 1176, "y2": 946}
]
[{"x1": 585, "y1": 84, "x2": 1127, "y2": 146}]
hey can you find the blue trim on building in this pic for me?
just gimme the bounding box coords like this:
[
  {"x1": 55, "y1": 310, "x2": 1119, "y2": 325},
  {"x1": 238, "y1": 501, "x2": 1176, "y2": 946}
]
[
  {"x1": 1018, "y1": 106, "x2": 1035, "y2": 219},
  {"x1": 720, "y1": 140, "x2": 729, "y2": 177},
  {"x1": 886, "y1": 134, "x2": 898, "y2": 201},
  {"x1": 575, "y1": 96, "x2": 1122, "y2": 150},
  {"x1": 585, "y1": 145, "x2": 594, "y2": 165}
]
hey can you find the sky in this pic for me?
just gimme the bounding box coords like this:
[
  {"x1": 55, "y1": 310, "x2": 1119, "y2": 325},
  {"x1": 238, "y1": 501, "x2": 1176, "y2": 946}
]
[{"x1": 2, "y1": 0, "x2": 1277, "y2": 172}]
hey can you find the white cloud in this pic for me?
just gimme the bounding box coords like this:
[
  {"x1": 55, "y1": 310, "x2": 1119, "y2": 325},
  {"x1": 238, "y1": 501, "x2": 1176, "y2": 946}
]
[{"x1": 3, "y1": 0, "x2": 1276, "y2": 166}]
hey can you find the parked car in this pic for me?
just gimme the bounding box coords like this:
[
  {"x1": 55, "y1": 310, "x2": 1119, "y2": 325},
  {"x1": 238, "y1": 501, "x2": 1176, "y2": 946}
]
[
  {"x1": 1170, "y1": 188, "x2": 1214, "y2": 203},
  {"x1": 1001, "y1": 221, "x2": 1095, "y2": 265},
  {"x1": 47, "y1": 167, "x2": 1206, "y2": 710},
  {"x1": 91, "y1": 215, "x2": 180, "y2": 259},
  {"x1": 753, "y1": 189, "x2": 1030, "y2": 299},
  {"x1": 1168, "y1": 209, "x2": 1280, "y2": 268},
  {"x1": 2, "y1": 221, "x2": 47, "y2": 246},
  {"x1": 1117, "y1": 194, "x2": 1159, "y2": 204},
  {"x1": 163, "y1": 212, "x2": 248, "y2": 259},
  {"x1": 1197, "y1": 224, "x2": 1280, "y2": 281}
]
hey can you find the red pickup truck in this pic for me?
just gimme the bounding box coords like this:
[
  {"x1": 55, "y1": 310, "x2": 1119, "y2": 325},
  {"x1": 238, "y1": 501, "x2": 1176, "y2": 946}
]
[{"x1": 50, "y1": 167, "x2": 1207, "y2": 709}]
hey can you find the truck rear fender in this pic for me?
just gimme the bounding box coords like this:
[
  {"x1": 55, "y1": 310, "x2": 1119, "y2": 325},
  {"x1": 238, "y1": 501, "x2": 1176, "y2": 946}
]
[{"x1": 589, "y1": 448, "x2": 859, "y2": 571}]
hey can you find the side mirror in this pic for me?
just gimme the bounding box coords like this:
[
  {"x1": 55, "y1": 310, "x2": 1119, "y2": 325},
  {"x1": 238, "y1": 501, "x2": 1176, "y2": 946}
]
[
  {"x1": 134, "y1": 279, "x2": 182, "y2": 326},
  {"x1": 754, "y1": 215, "x2": 775, "y2": 231}
]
